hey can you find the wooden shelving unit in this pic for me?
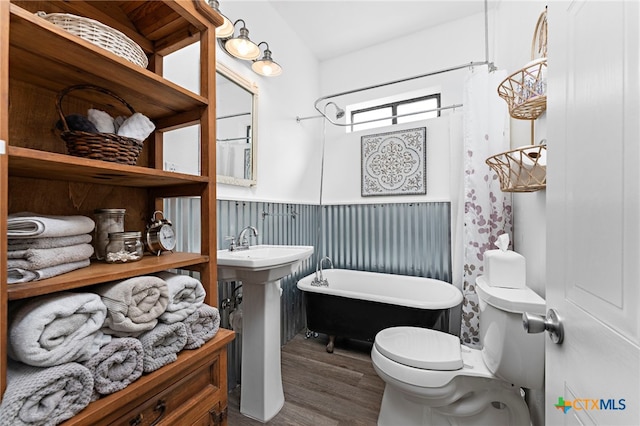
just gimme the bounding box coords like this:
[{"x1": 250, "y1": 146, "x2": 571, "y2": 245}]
[{"x1": 0, "y1": 1, "x2": 233, "y2": 424}]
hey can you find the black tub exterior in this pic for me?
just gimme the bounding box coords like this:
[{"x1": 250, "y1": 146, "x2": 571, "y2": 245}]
[{"x1": 303, "y1": 291, "x2": 447, "y2": 343}]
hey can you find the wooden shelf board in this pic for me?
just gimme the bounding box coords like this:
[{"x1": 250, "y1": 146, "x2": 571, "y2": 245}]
[
  {"x1": 7, "y1": 252, "x2": 210, "y2": 300},
  {"x1": 9, "y1": 4, "x2": 208, "y2": 121},
  {"x1": 8, "y1": 146, "x2": 208, "y2": 187}
]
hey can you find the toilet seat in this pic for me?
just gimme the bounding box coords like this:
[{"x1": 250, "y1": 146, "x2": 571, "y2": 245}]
[{"x1": 374, "y1": 326, "x2": 463, "y2": 370}]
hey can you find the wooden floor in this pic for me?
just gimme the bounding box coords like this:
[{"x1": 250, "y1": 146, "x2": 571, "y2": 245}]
[{"x1": 227, "y1": 334, "x2": 385, "y2": 425}]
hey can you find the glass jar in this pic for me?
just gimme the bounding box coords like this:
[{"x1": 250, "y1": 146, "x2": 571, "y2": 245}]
[
  {"x1": 105, "y1": 231, "x2": 143, "y2": 263},
  {"x1": 94, "y1": 208, "x2": 125, "y2": 260}
]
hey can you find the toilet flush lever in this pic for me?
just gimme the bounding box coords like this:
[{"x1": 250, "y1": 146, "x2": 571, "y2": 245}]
[{"x1": 523, "y1": 309, "x2": 564, "y2": 344}]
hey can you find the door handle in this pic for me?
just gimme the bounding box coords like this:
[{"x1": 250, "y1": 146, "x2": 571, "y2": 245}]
[{"x1": 523, "y1": 308, "x2": 564, "y2": 344}]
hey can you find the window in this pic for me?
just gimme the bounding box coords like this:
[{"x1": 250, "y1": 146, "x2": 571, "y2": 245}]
[{"x1": 350, "y1": 94, "x2": 441, "y2": 132}]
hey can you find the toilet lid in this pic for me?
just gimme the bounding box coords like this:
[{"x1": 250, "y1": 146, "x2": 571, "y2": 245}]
[{"x1": 374, "y1": 326, "x2": 463, "y2": 371}]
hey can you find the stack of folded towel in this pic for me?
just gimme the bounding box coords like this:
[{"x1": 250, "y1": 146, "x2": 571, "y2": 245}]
[{"x1": 7, "y1": 212, "x2": 95, "y2": 284}]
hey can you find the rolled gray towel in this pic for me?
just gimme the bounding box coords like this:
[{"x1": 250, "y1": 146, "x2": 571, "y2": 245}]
[
  {"x1": 138, "y1": 322, "x2": 187, "y2": 373},
  {"x1": 95, "y1": 276, "x2": 169, "y2": 337},
  {"x1": 154, "y1": 271, "x2": 206, "y2": 324},
  {"x1": 8, "y1": 292, "x2": 111, "y2": 367},
  {"x1": 183, "y1": 305, "x2": 220, "y2": 350},
  {"x1": 84, "y1": 337, "x2": 144, "y2": 397},
  {"x1": 0, "y1": 360, "x2": 93, "y2": 426}
]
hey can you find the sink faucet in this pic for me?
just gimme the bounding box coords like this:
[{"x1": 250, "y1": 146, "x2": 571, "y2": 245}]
[{"x1": 235, "y1": 226, "x2": 259, "y2": 251}]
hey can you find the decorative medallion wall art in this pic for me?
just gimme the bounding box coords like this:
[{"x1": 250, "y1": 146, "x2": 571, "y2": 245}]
[{"x1": 361, "y1": 127, "x2": 427, "y2": 196}]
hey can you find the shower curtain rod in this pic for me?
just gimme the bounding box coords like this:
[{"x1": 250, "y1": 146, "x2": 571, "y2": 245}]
[
  {"x1": 312, "y1": 60, "x2": 492, "y2": 126},
  {"x1": 218, "y1": 112, "x2": 251, "y2": 120},
  {"x1": 217, "y1": 136, "x2": 251, "y2": 142}
]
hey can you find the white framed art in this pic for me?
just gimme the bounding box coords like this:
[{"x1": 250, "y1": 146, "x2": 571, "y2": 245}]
[{"x1": 361, "y1": 127, "x2": 427, "y2": 196}]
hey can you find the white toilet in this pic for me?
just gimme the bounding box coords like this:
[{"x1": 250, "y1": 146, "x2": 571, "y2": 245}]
[{"x1": 371, "y1": 276, "x2": 545, "y2": 425}]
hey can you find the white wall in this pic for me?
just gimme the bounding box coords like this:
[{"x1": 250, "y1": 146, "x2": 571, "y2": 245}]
[
  {"x1": 492, "y1": 0, "x2": 547, "y2": 299},
  {"x1": 164, "y1": 1, "x2": 323, "y2": 204},
  {"x1": 318, "y1": 12, "x2": 486, "y2": 204},
  {"x1": 164, "y1": 1, "x2": 547, "y2": 295}
]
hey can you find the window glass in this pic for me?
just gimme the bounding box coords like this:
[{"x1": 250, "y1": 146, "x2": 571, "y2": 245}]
[{"x1": 350, "y1": 94, "x2": 440, "y2": 132}]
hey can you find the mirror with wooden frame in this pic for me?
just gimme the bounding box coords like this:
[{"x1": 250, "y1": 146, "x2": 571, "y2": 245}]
[{"x1": 216, "y1": 62, "x2": 258, "y2": 187}]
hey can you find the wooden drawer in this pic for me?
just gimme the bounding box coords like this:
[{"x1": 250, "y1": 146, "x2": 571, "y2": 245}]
[
  {"x1": 114, "y1": 354, "x2": 221, "y2": 426},
  {"x1": 63, "y1": 330, "x2": 234, "y2": 426}
]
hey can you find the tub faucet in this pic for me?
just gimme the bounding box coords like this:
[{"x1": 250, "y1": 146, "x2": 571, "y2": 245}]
[
  {"x1": 311, "y1": 256, "x2": 333, "y2": 287},
  {"x1": 235, "y1": 226, "x2": 258, "y2": 251}
]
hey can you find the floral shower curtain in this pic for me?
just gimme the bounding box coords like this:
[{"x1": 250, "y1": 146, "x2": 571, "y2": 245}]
[{"x1": 459, "y1": 67, "x2": 512, "y2": 347}]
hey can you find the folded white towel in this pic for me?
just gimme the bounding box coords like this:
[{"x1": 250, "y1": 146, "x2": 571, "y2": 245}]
[
  {"x1": 87, "y1": 108, "x2": 115, "y2": 133},
  {"x1": 84, "y1": 337, "x2": 144, "y2": 397},
  {"x1": 183, "y1": 305, "x2": 220, "y2": 350},
  {"x1": 155, "y1": 271, "x2": 206, "y2": 324},
  {"x1": 95, "y1": 276, "x2": 169, "y2": 337},
  {"x1": 8, "y1": 243, "x2": 94, "y2": 271},
  {"x1": 138, "y1": 322, "x2": 187, "y2": 373},
  {"x1": 8, "y1": 212, "x2": 95, "y2": 239},
  {"x1": 8, "y1": 292, "x2": 111, "y2": 367},
  {"x1": 8, "y1": 234, "x2": 92, "y2": 250},
  {"x1": 8, "y1": 259, "x2": 91, "y2": 284},
  {"x1": 116, "y1": 112, "x2": 155, "y2": 142},
  {"x1": 0, "y1": 360, "x2": 93, "y2": 426}
]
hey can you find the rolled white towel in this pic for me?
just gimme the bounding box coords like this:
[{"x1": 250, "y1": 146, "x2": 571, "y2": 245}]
[
  {"x1": 8, "y1": 292, "x2": 111, "y2": 367},
  {"x1": 87, "y1": 108, "x2": 115, "y2": 133},
  {"x1": 116, "y1": 112, "x2": 155, "y2": 142}
]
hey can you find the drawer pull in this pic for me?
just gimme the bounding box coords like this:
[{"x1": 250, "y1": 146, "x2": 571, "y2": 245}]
[
  {"x1": 150, "y1": 399, "x2": 166, "y2": 426},
  {"x1": 129, "y1": 414, "x2": 143, "y2": 426}
]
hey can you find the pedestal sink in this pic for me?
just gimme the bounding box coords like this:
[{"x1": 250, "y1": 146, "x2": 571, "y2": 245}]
[{"x1": 217, "y1": 245, "x2": 314, "y2": 422}]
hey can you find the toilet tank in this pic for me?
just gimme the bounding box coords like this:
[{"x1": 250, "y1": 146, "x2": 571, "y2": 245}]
[{"x1": 476, "y1": 276, "x2": 546, "y2": 390}]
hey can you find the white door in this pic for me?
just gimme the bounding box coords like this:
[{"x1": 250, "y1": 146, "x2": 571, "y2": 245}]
[{"x1": 546, "y1": 1, "x2": 640, "y2": 425}]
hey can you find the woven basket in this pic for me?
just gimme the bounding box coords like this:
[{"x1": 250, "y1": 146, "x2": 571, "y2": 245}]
[
  {"x1": 486, "y1": 144, "x2": 547, "y2": 192},
  {"x1": 497, "y1": 8, "x2": 547, "y2": 120},
  {"x1": 57, "y1": 85, "x2": 144, "y2": 165},
  {"x1": 36, "y1": 11, "x2": 148, "y2": 68}
]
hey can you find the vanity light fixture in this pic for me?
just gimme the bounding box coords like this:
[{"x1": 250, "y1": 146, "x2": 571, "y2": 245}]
[
  {"x1": 252, "y1": 42, "x2": 282, "y2": 77},
  {"x1": 210, "y1": 1, "x2": 282, "y2": 77},
  {"x1": 224, "y1": 19, "x2": 260, "y2": 60},
  {"x1": 207, "y1": 0, "x2": 234, "y2": 38}
]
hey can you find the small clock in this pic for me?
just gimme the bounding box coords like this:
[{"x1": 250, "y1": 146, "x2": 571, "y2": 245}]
[{"x1": 145, "y1": 210, "x2": 176, "y2": 255}]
